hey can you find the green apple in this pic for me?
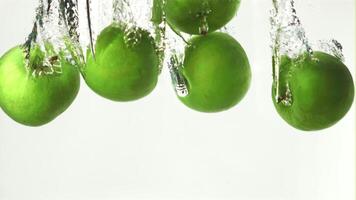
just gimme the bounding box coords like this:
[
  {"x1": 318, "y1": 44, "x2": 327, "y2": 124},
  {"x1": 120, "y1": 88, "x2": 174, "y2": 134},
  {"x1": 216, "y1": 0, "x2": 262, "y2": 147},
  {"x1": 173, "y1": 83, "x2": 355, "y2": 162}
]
[
  {"x1": 178, "y1": 32, "x2": 251, "y2": 112},
  {"x1": 84, "y1": 24, "x2": 159, "y2": 101},
  {"x1": 165, "y1": 0, "x2": 240, "y2": 35},
  {"x1": 273, "y1": 52, "x2": 355, "y2": 131},
  {"x1": 0, "y1": 45, "x2": 80, "y2": 126}
]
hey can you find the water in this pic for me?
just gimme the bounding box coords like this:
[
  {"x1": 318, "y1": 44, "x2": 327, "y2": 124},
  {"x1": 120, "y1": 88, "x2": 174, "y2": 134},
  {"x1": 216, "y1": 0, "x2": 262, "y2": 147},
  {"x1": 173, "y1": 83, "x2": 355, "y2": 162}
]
[
  {"x1": 160, "y1": 1, "x2": 244, "y2": 97},
  {"x1": 23, "y1": 0, "x2": 243, "y2": 96},
  {"x1": 81, "y1": 0, "x2": 240, "y2": 97},
  {"x1": 25, "y1": 0, "x2": 168, "y2": 76},
  {"x1": 156, "y1": 1, "x2": 190, "y2": 97},
  {"x1": 152, "y1": 0, "x2": 167, "y2": 73},
  {"x1": 23, "y1": 0, "x2": 82, "y2": 76},
  {"x1": 317, "y1": 39, "x2": 344, "y2": 62},
  {"x1": 160, "y1": 1, "x2": 237, "y2": 97},
  {"x1": 80, "y1": 0, "x2": 156, "y2": 56},
  {"x1": 23, "y1": 0, "x2": 330, "y2": 102},
  {"x1": 81, "y1": 0, "x2": 189, "y2": 96},
  {"x1": 270, "y1": 0, "x2": 345, "y2": 106},
  {"x1": 168, "y1": 53, "x2": 189, "y2": 98}
]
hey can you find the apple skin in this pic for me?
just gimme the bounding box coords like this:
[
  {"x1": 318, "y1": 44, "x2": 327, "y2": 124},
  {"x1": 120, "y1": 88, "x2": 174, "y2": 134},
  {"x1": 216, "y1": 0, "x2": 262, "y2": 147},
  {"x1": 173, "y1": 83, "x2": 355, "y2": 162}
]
[
  {"x1": 178, "y1": 32, "x2": 251, "y2": 113},
  {"x1": 84, "y1": 24, "x2": 159, "y2": 102},
  {"x1": 0, "y1": 46, "x2": 80, "y2": 126},
  {"x1": 272, "y1": 52, "x2": 355, "y2": 131},
  {"x1": 165, "y1": 0, "x2": 240, "y2": 35}
]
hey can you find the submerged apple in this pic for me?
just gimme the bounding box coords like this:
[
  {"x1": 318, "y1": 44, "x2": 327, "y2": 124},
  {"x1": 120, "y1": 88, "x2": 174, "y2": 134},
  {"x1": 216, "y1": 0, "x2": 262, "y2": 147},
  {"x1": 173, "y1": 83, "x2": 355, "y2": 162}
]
[
  {"x1": 164, "y1": 0, "x2": 240, "y2": 35},
  {"x1": 84, "y1": 24, "x2": 159, "y2": 102},
  {"x1": 178, "y1": 32, "x2": 251, "y2": 112},
  {"x1": 0, "y1": 45, "x2": 80, "y2": 126},
  {"x1": 272, "y1": 52, "x2": 355, "y2": 131}
]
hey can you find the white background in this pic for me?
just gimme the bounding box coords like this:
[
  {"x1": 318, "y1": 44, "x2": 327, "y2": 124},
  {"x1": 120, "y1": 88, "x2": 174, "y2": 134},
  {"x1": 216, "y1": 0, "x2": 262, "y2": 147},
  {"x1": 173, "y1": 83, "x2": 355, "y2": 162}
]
[{"x1": 0, "y1": 0, "x2": 355, "y2": 200}]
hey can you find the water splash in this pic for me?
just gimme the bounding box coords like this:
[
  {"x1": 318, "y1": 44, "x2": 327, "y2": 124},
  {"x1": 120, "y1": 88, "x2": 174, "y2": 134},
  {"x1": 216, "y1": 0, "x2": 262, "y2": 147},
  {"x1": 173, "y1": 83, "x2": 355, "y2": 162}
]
[
  {"x1": 82, "y1": 0, "x2": 158, "y2": 58},
  {"x1": 270, "y1": 0, "x2": 346, "y2": 106},
  {"x1": 152, "y1": 0, "x2": 190, "y2": 97},
  {"x1": 115, "y1": 0, "x2": 158, "y2": 48},
  {"x1": 316, "y1": 39, "x2": 344, "y2": 62},
  {"x1": 270, "y1": 0, "x2": 313, "y2": 106},
  {"x1": 60, "y1": 0, "x2": 80, "y2": 41},
  {"x1": 61, "y1": 0, "x2": 189, "y2": 95},
  {"x1": 61, "y1": 0, "x2": 85, "y2": 68},
  {"x1": 166, "y1": 32, "x2": 190, "y2": 97},
  {"x1": 152, "y1": 0, "x2": 167, "y2": 73},
  {"x1": 270, "y1": 0, "x2": 344, "y2": 106},
  {"x1": 83, "y1": 0, "x2": 179, "y2": 77},
  {"x1": 80, "y1": 0, "x2": 114, "y2": 58},
  {"x1": 112, "y1": 0, "x2": 138, "y2": 47},
  {"x1": 113, "y1": 0, "x2": 134, "y2": 26},
  {"x1": 23, "y1": 0, "x2": 82, "y2": 76},
  {"x1": 270, "y1": 0, "x2": 313, "y2": 59}
]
